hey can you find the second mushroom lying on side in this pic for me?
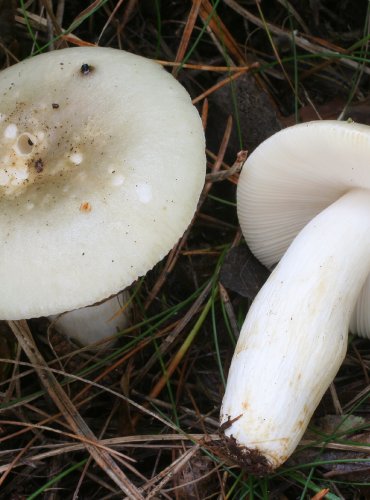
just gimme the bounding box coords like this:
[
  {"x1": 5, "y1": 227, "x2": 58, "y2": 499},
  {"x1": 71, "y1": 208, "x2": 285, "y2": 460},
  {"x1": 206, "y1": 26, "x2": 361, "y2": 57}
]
[{"x1": 220, "y1": 120, "x2": 370, "y2": 473}]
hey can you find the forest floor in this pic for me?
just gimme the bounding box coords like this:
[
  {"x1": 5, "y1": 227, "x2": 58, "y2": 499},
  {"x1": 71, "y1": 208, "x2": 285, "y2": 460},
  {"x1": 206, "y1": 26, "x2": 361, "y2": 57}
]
[{"x1": 0, "y1": 1, "x2": 370, "y2": 498}]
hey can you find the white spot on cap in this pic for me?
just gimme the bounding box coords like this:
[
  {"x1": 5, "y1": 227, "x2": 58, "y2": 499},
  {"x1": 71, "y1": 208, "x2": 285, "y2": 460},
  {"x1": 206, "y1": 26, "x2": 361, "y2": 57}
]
[
  {"x1": 26, "y1": 201, "x2": 34, "y2": 210},
  {"x1": 111, "y1": 174, "x2": 125, "y2": 186},
  {"x1": 0, "y1": 113, "x2": 6, "y2": 122},
  {"x1": 70, "y1": 152, "x2": 83, "y2": 165},
  {"x1": 0, "y1": 169, "x2": 9, "y2": 186},
  {"x1": 136, "y1": 183, "x2": 152, "y2": 203},
  {"x1": 36, "y1": 131, "x2": 45, "y2": 141},
  {"x1": 4, "y1": 124, "x2": 18, "y2": 139},
  {"x1": 8, "y1": 165, "x2": 29, "y2": 184},
  {"x1": 15, "y1": 167, "x2": 29, "y2": 180}
]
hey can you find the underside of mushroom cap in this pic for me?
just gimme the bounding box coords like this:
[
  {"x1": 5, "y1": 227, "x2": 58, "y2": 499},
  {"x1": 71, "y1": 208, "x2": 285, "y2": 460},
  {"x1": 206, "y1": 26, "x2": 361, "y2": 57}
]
[
  {"x1": 0, "y1": 47, "x2": 206, "y2": 319},
  {"x1": 237, "y1": 120, "x2": 370, "y2": 337},
  {"x1": 238, "y1": 120, "x2": 370, "y2": 266}
]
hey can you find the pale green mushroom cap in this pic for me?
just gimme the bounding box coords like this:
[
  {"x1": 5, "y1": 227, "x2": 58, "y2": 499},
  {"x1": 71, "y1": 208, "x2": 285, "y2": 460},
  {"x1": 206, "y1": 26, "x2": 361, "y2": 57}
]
[{"x1": 0, "y1": 47, "x2": 206, "y2": 318}]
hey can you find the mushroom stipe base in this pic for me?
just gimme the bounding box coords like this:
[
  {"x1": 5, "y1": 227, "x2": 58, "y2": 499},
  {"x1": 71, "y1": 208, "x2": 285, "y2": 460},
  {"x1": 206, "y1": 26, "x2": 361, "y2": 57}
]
[{"x1": 217, "y1": 429, "x2": 272, "y2": 476}]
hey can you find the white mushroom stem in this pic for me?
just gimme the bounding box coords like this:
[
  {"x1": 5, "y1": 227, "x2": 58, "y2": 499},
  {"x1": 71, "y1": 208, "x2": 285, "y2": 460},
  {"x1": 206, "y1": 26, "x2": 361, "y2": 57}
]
[
  {"x1": 221, "y1": 188, "x2": 370, "y2": 471},
  {"x1": 49, "y1": 292, "x2": 130, "y2": 346}
]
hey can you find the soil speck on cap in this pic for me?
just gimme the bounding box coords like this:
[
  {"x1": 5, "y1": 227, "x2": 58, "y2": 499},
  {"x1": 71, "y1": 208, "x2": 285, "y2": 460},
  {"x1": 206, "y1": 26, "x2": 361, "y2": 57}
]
[
  {"x1": 79, "y1": 201, "x2": 92, "y2": 213},
  {"x1": 80, "y1": 63, "x2": 93, "y2": 75},
  {"x1": 34, "y1": 158, "x2": 44, "y2": 173}
]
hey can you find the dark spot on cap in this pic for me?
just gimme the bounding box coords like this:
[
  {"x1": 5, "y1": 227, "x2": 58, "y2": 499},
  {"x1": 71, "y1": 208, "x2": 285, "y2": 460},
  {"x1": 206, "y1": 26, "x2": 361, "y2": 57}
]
[
  {"x1": 34, "y1": 158, "x2": 44, "y2": 173},
  {"x1": 52, "y1": 103, "x2": 59, "y2": 109},
  {"x1": 80, "y1": 63, "x2": 93, "y2": 75}
]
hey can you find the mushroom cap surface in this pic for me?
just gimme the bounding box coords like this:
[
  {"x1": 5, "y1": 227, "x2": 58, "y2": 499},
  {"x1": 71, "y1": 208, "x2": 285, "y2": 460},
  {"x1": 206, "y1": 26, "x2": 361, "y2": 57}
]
[
  {"x1": 237, "y1": 120, "x2": 370, "y2": 337},
  {"x1": 0, "y1": 47, "x2": 206, "y2": 319}
]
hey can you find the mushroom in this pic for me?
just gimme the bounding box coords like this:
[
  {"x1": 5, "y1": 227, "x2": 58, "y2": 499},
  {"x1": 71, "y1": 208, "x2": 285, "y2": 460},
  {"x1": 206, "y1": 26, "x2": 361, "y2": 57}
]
[
  {"x1": 49, "y1": 291, "x2": 130, "y2": 346},
  {"x1": 0, "y1": 47, "x2": 205, "y2": 334},
  {"x1": 220, "y1": 120, "x2": 370, "y2": 473}
]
